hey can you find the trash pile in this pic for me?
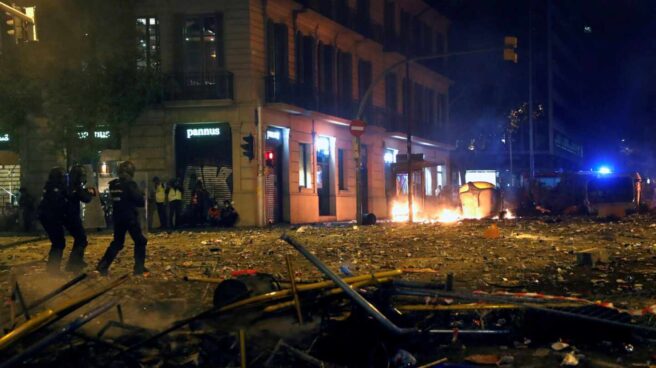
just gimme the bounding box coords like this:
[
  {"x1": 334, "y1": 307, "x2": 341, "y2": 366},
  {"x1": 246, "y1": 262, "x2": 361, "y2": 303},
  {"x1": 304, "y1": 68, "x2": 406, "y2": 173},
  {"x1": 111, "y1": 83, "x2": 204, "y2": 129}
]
[{"x1": 3, "y1": 233, "x2": 656, "y2": 367}]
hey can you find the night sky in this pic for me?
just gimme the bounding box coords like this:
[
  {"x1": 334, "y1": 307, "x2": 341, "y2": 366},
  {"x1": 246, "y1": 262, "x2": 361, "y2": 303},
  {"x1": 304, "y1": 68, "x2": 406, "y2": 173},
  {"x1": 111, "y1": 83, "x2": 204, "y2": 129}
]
[{"x1": 431, "y1": 0, "x2": 656, "y2": 173}]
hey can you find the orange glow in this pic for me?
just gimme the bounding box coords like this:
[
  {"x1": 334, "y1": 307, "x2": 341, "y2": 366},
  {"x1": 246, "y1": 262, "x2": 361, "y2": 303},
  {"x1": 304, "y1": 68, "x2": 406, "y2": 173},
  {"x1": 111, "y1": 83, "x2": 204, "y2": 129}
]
[{"x1": 390, "y1": 200, "x2": 464, "y2": 224}]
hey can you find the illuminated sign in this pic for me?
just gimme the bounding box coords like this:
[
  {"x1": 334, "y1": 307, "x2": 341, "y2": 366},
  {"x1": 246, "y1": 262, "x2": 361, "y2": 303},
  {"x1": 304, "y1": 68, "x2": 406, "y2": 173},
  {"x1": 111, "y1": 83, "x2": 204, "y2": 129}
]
[
  {"x1": 78, "y1": 131, "x2": 111, "y2": 139},
  {"x1": 0, "y1": 134, "x2": 9, "y2": 142},
  {"x1": 187, "y1": 127, "x2": 221, "y2": 139},
  {"x1": 266, "y1": 130, "x2": 281, "y2": 140}
]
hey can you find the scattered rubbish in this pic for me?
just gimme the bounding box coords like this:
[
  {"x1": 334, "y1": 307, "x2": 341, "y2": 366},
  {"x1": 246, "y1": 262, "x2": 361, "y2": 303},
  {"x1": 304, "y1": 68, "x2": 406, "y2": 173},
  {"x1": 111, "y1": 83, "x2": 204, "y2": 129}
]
[
  {"x1": 464, "y1": 354, "x2": 500, "y2": 365},
  {"x1": 483, "y1": 224, "x2": 501, "y2": 239},
  {"x1": 561, "y1": 352, "x2": 579, "y2": 366},
  {"x1": 393, "y1": 349, "x2": 417, "y2": 367},
  {"x1": 551, "y1": 341, "x2": 570, "y2": 351},
  {"x1": 576, "y1": 248, "x2": 609, "y2": 267},
  {"x1": 533, "y1": 348, "x2": 550, "y2": 357}
]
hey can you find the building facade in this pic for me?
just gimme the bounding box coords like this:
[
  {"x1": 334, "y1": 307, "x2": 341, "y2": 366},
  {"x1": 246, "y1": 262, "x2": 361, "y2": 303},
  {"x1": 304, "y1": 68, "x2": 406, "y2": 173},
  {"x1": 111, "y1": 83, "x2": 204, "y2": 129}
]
[
  {"x1": 19, "y1": 0, "x2": 454, "y2": 226},
  {"x1": 125, "y1": 0, "x2": 453, "y2": 226}
]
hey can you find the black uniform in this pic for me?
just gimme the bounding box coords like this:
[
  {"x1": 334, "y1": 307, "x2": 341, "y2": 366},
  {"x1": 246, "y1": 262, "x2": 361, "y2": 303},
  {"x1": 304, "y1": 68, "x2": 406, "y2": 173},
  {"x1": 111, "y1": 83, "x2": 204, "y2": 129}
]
[
  {"x1": 39, "y1": 172, "x2": 93, "y2": 273},
  {"x1": 97, "y1": 177, "x2": 148, "y2": 275}
]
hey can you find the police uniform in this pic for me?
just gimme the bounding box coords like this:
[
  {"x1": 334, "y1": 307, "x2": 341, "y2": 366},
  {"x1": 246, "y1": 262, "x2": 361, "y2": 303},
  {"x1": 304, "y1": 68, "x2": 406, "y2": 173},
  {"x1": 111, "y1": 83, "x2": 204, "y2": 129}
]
[
  {"x1": 97, "y1": 161, "x2": 148, "y2": 275},
  {"x1": 39, "y1": 166, "x2": 93, "y2": 274}
]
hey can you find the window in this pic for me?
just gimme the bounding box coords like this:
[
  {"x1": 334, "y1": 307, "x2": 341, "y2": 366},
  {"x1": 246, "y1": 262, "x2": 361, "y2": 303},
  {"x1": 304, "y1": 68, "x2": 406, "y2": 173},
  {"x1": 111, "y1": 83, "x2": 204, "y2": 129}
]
[
  {"x1": 356, "y1": 0, "x2": 371, "y2": 35},
  {"x1": 383, "y1": 1, "x2": 396, "y2": 50},
  {"x1": 337, "y1": 51, "x2": 353, "y2": 107},
  {"x1": 400, "y1": 11, "x2": 411, "y2": 55},
  {"x1": 425, "y1": 167, "x2": 433, "y2": 196},
  {"x1": 358, "y1": 60, "x2": 372, "y2": 99},
  {"x1": 267, "y1": 21, "x2": 288, "y2": 78},
  {"x1": 385, "y1": 74, "x2": 397, "y2": 112},
  {"x1": 296, "y1": 33, "x2": 316, "y2": 90},
  {"x1": 427, "y1": 89, "x2": 436, "y2": 127},
  {"x1": 338, "y1": 149, "x2": 346, "y2": 190},
  {"x1": 136, "y1": 17, "x2": 159, "y2": 69},
  {"x1": 318, "y1": 43, "x2": 335, "y2": 95},
  {"x1": 299, "y1": 143, "x2": 312, "y2": 188},
  {"x1": 384, "y1": 148, "x2": 397, "y2": 164},
  {"x1": 437, "y1": 165, "x2": 445, "y2": 187},
  {"x1": 183, "y1": 15, "x2": 224, "y2": 80}
]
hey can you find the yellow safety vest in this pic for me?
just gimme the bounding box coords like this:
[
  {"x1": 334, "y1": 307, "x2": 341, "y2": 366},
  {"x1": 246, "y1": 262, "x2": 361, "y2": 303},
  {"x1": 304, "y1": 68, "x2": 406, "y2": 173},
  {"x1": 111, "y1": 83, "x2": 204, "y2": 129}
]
[
  {"x1": 155, "y1": 185, "x2": 166, "y2": 203},
  {"x1": 169, "y1": 188, "x2": 182, "y2": 201}
]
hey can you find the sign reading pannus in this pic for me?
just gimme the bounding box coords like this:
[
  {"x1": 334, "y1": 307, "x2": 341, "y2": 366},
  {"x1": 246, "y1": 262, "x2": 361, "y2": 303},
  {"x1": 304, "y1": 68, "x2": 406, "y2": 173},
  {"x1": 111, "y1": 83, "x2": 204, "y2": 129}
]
[
  {"x1": 77, "y1": 131, "x2": 111, "y2": 139},
  {"x1": 186, "y1": 127, "x2": 221, "y2": 139}
]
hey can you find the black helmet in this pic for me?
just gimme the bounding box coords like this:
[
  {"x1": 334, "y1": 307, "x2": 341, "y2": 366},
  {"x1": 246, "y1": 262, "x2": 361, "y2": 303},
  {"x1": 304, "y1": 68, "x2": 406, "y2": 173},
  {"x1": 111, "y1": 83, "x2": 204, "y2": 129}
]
[
  {"x1": 48, "y1": 167, "x2": 67, "y2": 185},
  {"x1": 69, "y1": 164, "x2": 87, "y2": 186},
  {"x1": 118, "y1": 160, "x2": 136, "y2": 179}
]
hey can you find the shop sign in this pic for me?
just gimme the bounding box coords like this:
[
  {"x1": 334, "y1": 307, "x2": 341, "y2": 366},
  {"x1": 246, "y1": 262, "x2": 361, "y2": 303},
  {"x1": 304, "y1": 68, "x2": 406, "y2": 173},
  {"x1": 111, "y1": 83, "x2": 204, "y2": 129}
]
[
  {"x1": 78, "y1": 131, "x2": 111, "y2": 139},
  {"x1": 186, "y1": 127, "x2": 221, "y2": 139}
]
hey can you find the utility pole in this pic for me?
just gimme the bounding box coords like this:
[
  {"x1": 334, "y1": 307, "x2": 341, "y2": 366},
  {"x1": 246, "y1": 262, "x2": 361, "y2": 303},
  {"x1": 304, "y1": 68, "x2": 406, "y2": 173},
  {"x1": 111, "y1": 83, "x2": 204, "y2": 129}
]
[
  {"x1": 528, "y1": 0, "x2": 535, "y2": 179},
  {"x1": 405, "y1": 60, "x2": 413, "y2": 223}
]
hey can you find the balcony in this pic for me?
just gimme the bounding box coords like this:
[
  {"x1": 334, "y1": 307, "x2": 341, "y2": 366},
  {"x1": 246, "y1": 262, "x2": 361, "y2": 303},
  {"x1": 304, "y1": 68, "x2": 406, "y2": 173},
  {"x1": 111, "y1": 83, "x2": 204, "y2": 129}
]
[
  {"x1": 265, "y1": 76, "x2": 355, "y2": 119},
  {"x1": 165, "y1": 71, "x2": 233, "y2": 100}
]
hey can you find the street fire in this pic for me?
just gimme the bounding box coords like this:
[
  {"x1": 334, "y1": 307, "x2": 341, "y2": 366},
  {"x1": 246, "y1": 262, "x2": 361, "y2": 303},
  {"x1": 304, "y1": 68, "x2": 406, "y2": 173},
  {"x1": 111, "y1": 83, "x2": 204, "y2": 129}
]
[
  {"x1": 390, "y1": 201, "x2": 515, "y2": 223},
  {"x1": 390, "y1": 201, "x2": 463, "y2": 223}
]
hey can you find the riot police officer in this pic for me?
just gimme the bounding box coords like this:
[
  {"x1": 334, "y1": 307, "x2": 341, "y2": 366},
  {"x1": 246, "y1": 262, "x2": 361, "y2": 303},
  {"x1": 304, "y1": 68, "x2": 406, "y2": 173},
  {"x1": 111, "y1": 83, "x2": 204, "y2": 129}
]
[
  {"x1": 39, "y1": 166, "x2": 95, "y2": 274},
  {"x1": 96, "y1": 161, "x2": 148, "y2": 276}
]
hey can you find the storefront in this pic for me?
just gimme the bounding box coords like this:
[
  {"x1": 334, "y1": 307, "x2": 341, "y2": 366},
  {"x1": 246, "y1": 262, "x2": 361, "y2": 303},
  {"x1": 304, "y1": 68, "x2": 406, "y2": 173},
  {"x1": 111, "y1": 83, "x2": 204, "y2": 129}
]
[{"x1": 174, "y1": 122, "x2": 233, "y2": 208}]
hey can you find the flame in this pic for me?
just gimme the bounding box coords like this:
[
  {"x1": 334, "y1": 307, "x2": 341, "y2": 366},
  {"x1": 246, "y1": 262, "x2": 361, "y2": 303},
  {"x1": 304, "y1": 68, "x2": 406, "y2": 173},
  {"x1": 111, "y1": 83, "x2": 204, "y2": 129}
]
[
  {"x1": 436, "y1": 209, "x2": 461, "y2": 223},
  {"x1": 390, "y1": 200, "x2": 462, "y2": 224},
  {"x1": 505, "y1": 209, "x2": 515, "y2": 219}
]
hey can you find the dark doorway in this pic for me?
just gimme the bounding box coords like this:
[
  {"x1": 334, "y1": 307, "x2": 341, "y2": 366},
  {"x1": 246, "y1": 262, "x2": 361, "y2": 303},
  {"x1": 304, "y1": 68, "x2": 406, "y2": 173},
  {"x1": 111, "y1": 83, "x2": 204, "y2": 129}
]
[
  {"x1": 265, "y1": 128, "x2": 284, "y2": 223},
  {"x1": 316, "y1": 136, "x2": 333, "y2": 216}
]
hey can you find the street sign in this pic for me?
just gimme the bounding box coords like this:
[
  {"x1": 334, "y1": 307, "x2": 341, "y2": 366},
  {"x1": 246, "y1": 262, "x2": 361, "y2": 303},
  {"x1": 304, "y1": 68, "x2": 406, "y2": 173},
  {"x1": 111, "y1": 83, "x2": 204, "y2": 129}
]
[{"x1": 349, "y1": 119, "x2": 366, "y2": 137}]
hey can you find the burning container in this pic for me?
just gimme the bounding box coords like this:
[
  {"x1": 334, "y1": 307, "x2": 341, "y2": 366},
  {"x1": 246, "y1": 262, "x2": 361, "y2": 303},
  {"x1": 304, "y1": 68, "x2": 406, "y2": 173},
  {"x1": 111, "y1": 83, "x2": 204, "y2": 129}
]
[{"x1": 459, "y1": 181, "x2": 500, "y2": 219}]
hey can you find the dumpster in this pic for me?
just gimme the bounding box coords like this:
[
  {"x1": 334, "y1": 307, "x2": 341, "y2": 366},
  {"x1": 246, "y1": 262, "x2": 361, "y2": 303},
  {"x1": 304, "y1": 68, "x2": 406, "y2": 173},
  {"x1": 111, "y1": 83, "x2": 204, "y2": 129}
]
[{"x1": 459, "y1": 181, "x2": 499, "y2": 219}]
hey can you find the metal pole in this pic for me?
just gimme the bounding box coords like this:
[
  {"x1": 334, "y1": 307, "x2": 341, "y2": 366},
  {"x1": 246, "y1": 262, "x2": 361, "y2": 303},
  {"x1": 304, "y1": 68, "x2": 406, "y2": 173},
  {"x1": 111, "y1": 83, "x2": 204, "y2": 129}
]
[
  {"x1": 282, "y1": 234, "x2": 416, "y2": 335},
  {"x1": 284, "y1": 255, "x2": 303, "y2": 324},
  {"x1": 0, "y1": 2, "x2": 34, "y2": 23},
  {"x1": 405, "y1": 60, "x2": 413, "y2": 223},
  {"x1": 528, "y1": 0, "x2": 535, "y2": 178},
  {"x1": 239, "y1": 329, "x2": 247, "y2": 368},
  {"x1": 355, "y1": 135, "x2": 362, "y2": 224},
  {"x1": 509, "y1": 131, "x2": 514, "y2": 187}
]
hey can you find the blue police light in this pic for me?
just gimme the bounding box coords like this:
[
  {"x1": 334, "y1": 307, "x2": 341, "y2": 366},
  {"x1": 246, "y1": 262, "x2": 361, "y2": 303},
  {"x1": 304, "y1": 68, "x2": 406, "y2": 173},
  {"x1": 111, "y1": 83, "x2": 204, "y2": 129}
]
[{"x1": 597, "y1": 166, "x2": 612, "y2": 175}]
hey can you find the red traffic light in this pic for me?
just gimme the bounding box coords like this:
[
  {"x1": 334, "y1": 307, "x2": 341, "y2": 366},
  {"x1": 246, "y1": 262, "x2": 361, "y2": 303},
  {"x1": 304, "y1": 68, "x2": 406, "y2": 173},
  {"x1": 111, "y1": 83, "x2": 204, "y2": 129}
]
[{"x1": 265, "y1": 151, "x2": 274, "y2": 160}]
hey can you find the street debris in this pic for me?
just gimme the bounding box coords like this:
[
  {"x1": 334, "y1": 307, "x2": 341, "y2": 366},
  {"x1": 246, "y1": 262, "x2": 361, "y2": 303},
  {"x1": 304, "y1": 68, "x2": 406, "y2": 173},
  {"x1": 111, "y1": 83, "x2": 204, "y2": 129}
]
[{"x1": 2, "y1": 215, "x2": 656, "y2": 366}]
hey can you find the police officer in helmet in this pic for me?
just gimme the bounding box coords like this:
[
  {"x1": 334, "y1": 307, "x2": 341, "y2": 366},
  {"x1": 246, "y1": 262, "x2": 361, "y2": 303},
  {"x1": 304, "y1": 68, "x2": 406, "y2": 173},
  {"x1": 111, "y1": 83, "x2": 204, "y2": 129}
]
[
  {"x1": 39, "y1": 165, "x2": 95, "y2": 274},
  {"x1": 97, "y1": 160, "x2": 148, "y2": 276}
]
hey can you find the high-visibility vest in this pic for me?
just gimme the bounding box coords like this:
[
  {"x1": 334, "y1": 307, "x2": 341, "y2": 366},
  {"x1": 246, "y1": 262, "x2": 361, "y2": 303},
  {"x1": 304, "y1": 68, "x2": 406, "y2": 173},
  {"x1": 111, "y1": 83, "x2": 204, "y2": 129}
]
[
  {"x1": 169, "y1": 188, "x2": 182, "y2": 201},
  {"x1": 155, "y1": 185, "x2": 166, "y2": 203}
]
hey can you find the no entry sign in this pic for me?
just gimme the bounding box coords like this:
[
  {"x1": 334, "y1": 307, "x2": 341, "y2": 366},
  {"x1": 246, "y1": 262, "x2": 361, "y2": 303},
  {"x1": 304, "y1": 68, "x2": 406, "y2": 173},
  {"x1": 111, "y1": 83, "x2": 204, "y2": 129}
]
[{"x1": 350, "y1": 119, "x2": 366, "y2": 137}]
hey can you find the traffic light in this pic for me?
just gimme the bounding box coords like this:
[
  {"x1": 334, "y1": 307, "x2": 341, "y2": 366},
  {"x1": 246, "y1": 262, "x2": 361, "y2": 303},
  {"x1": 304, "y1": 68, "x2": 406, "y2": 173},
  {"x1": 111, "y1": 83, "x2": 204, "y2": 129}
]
[
  {"x1": 2, "y1": 5, "x2": 37, "y2": 43},
  {"x1": 241, "y1": 134, "x2": 254, "y2": 161},
  {"x1": 5, "y1": 14, "x2": 21, "y2": 41},
  {"x1": 265, "y1": 151, "x2": 274, "y2": 167},
  {"x1": 503, "y1": 36, "x2": 518, "y2": 63}
]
